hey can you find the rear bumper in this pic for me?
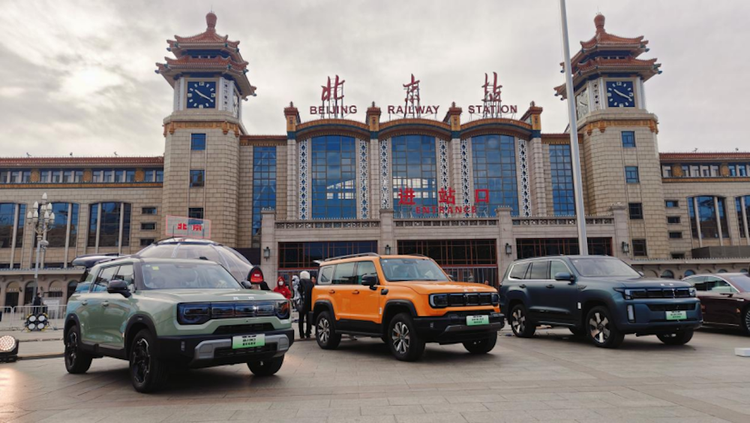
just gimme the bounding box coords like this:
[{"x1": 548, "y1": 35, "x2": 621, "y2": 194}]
[
  {"x1": 616, "y1": 300, "x2": 702, "y2": 335},
  {"x1": 156, "y1": 328, "x2": 294, "y2": 368},
  {"x1": 413, "y1": 312, "x2": 504, "y2": 344}
]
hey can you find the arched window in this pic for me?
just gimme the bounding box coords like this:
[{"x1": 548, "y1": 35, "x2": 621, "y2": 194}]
[
  {"x1": 23, "y1": 281, "x2": 35, "y2": 305},
  {"x1": 4, "y1": 281, "x2": 20, "y2": 308},
  {"x1": 67, "y1": 280, "x2": 78, "y2": 299},
  {"x1": 660, "y1": 270, "x2": 674, "y2": 279},
  {"x1": 683, "y1": 269, "x2": 696, "y2": 277},
  {"x1": 741, "y1": 269, "x2": 748, "y2": 274},
  {"x1": 718, "y1": 269, "x2": 728, "y2": 273}
]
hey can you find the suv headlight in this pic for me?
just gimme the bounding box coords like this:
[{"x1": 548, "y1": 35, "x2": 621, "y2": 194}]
[
  {"x1": 276, "y1": 300, "x2": 291, "y2": 320},
  {"x1": 491, "y1": 293, "x2": 499, "y2": 306},
  {"x1": 429, "y1": 294, "x2": 448, "y2": 308},
  {"x1": 177, "y1": 303, "x2": 211, "y2": 325},
  {"x1": 689, "y1": 287, "x2": 697, "y2": 297},
  {"x1": 614, "y1": 288, "x2": 647, "y2": 300}
]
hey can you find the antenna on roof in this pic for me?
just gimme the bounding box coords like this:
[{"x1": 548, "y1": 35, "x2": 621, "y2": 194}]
[
  {"x1": 25, "y1": 152, "x2": 30, "y2": 157},
  {"x1": 114, "y1": 151, "x2": 118, "y2": 157},
  {"x1": 70, "y1": 152, "x2": 73, "y2": 157},
  {"x1": 693, "y1": 148, "x2": 698, "y2": 153},
  {"x1": 737, "y1": 148, "x2": 740, "y2": 152}
]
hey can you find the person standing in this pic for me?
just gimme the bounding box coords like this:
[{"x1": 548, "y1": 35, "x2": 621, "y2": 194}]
[
  {"x1": 297, "y1": 271, "x2": 314, "y2": 339},
  {"x1": 274, "y1": 276, "x2": 292, "y2": 299}
]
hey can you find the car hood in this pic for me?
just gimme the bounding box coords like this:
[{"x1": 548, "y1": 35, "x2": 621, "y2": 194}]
[
  {"x1": 394, "y1": 281, "x2": 497, "y2": 295},
  {"x1": 608, "y1": 277, "x2": 693, "y2": 290},
  {"x1": 137, "y1": 289, "x2": 285, "y2": 303}
]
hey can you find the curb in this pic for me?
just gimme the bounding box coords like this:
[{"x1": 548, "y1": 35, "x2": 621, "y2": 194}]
[{"x1": 17, "y1": 352, "x2": 64, "y2": 361}]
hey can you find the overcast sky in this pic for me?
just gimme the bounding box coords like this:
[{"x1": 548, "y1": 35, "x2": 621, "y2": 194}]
[{"x1": 1, "y1": 0, "x2": 748, "y2": 157}]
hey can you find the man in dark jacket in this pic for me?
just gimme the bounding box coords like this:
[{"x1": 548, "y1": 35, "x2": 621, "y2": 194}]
[{"x1": 297, "y1": 271, "x2": 314, "y2": 339}]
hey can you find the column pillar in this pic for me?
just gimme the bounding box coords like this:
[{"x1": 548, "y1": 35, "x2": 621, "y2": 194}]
[
  {"x1": 260, "y1": 209, "x2": 277, "y2": 286},
  {"x1": 521, "y1": 103, "x2": 546, "y2": 216},
  {"x1": 741, "y1": 196, "x2": 750, "y2": 245},
  {"x1": 693, "y1": 197, "x2": 703, "y2": 248},
  {"x1": 610, "y1": 203, "x2": 630, "y2": 260},
  {"x1": 284, "y1": 104, "x2": 300, "y2": 220},
  {"x1": 496, "y1": 207, "x2": 515, "y2": 277},
  {"x1": 379, "y1": 209, "x2": 395, "y2": 255},
  {"x1": 714, "y1": 196, "x2": 723, "y2": 246},
  {"x1": 367, "y1": 104, "x2": 381, "y2": 219}
]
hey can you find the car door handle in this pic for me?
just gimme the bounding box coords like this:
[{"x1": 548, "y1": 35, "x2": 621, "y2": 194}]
[
  {"x1": 81, "y1": 300, "x2": 88, "y2": 305},
  {"x1": 102, "y1": 301, "x2": 110, "y2": 307},
  {"x1": 352, "y1": 290, "x2": 360, "y2": 295},
  {"x1": 546, "y1": 284, "x2": 555, "y2": 289},
  {"x1": 519, "y1": 284, "x2": 526, "y2": 289},
  {"x1": 329, "y1": 290, "x2": 336, "y2": 294}
]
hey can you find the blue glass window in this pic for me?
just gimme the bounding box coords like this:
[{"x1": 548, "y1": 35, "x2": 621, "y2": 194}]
[
  {"x1": 88, "y1": 203, "x2": 131, "y2": 247},
  {"x1": 736, "y1": 196, "x2": 750, "y2": 238},
  {"x1": 625, "y1": 166, "x2": 640, "y2": 183},
  {"x1": 392, "y1": 135, "x2": 437, "y2": 218},
  {"x1": 472, "y1": 135, "x2": 518, "y2": 216},
  {"x1": 0, "y1": 203, "x2": 25, "y2": 248},
  {"x1": 252, "y1": 147, "x2": 277, "y2": 235},
  {"x1": 46, "y1": 203, "x2": 79, "y2": 247},
  {"x1": 621, "y1": 131, "x2": 636, "y2": 148},
  {"x1": 311, "y1": 135, "x2": 357, "y2": 219},
  {"x1": 550, "y1": 145, "x2": 575, "y2": 216},
  {"x1": 188, "y1": 208, "x2": 204, "y2": 219},
  {"x1": 190, "y1": 170, "x2": 205, "y2": 187},
  {"x1": 191, "y1": 134, "x2": 206, "y2": 151},
  {"x1": 688, "y1": 196, "x2": 728, "y2": 239}
]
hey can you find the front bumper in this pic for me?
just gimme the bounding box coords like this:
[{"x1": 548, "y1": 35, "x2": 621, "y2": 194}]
[
  {"x1": 413, "y1": 311, "x2": 505, "y2": 344},
  {"x1": 156, "y1": 328, "x2": 294, "y2": 368},
  {"x1": 616, "y1": 299, "x2": 702, "y2": 335}
]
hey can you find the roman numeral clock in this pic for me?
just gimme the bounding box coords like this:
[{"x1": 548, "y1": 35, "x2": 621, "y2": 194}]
[
  {"x1": 606, "y1": 81, "x2": 635, "y2": 108},
  {"x1": 187, "y1": 81, "x2": 216, "y2": 109}
]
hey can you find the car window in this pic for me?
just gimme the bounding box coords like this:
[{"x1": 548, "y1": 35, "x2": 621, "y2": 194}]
[
  {"x1": 725, "y1": 274, "x2": 750, "y2": 291},
  {"x1": 318, "y1": 266, "x2": 334, "y2": 285},
  {"x1": 332, "y1": 262, "x2": 357, "y2": 285},
  {"x1": 689, "y1": 276, "x2": 707, "y2": 291},
  {"x1": 379, "y1": 258, "x2": 449, "y2": 282},
  {"x1": 140, "y1": 261, "x2": 241, "y2": 290},
  {"x1": 115, "y1": 264, "x2": 135, "y2": 288},
  {"x1": 704, "y1": 278, "x2": 737, "y2": 293},
  {"x1": 509, "y1": 262, "x2": 530, "y2": 280},
  {"x1": 570, "y1": 257, "x2": 641, "y2": 278},
  {"x1": 93, "y1": 266, "x2": 118, "y2": 292},
  {"x1": 355, "y1": 261, "x2": 378, "y2": 284},
  {"x1": 529, "y1": 261, "x2": 549, "y2": 280},
  {"x1": 549, "y1": 260, "x2": 571, "y2": 279}
]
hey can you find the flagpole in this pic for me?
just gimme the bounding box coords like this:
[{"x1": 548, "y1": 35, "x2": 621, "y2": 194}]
[{"x1": 558, "y1": 0, "x2": 589, "y2": 255}]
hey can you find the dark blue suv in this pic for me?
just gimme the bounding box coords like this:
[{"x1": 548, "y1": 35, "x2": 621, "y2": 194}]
[{"x1": 499, "y1": 256, "x2": 702, "y2": 348}]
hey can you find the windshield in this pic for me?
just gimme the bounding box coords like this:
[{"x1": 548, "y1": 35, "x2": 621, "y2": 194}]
[
  {"x1": 726, "y1": 274, "x2": 750, "y2": 291},
  {"x1": 380, "y1": 258, "x2": 449, "y2": 282},
  {"x1": 140, "y1": 261, "x2": 242, "y2": 290},
  {"x1": 570, "y1": 257, "x2": 641, "y2": 278},
  {"x1": 138, "y1": 243, "x2": 252, "y2": 282}
]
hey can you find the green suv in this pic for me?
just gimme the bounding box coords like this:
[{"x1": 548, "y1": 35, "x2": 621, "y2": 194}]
[{"x1": 63, "y1": 257, "x2": 293, "y2": 392}]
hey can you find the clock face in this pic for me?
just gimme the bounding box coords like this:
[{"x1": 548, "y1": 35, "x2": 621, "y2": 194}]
[
  {"x1": 576, "y1": 89, "x2": 589, "y2": 119},
  {"x1": 187, "y1": 81, "x2": 216, "y2": 109},
  {"x1": 606, "y1": 80, "x2": 635, "y2": 108}
]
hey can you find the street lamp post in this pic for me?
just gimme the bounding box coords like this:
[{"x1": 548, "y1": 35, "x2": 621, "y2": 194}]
[{"x1": 26, "y1": 193, "x2": 54, "y2": 301}]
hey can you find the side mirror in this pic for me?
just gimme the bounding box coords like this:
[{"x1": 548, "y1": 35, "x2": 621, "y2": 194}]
[
  {"x1": 240, "y1": 281, "x2": 253, "y2": 289},
  {"x1": 720, "y1": 292, "x2": 734, "y2": 298},
  {"x1": 554, "y1": 272, "x2": 575, "y2": 282},
  {"x1": 361, "y1": 275, "x2": 379, "y2": 290},
  {"x1": 107, "y1": 279, "x2": 131, "y2": 298}
]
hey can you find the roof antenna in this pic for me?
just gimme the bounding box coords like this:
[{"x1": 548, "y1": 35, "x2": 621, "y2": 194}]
[
  {"x1": 26, "y1": 152, "x2": 31, "y2": 157},
  {"x1": 693, "y1": 148, "x2": 698, "y2": 153}
]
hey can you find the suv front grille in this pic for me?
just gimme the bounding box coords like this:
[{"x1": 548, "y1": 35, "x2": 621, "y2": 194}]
[
  {"x1": 448, "y1": 293, "x2": 494, "y2": 307},
  {"x1": 634, "y1": 288, "x2": 692, "y2": 299},
  {"x1": 213, "y1": 323, "x2": 275, "y2": 335}
]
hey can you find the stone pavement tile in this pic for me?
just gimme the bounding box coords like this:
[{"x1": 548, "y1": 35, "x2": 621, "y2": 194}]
[
  {"x1": 296, "y1": 408, "x2": 362, "y2": 418},
  {"x1": 500, "y1": 392, "x2": 565, "y2": 402},
  {"x1": 327, "y1": 417, "x2": 396, "y2": 423},
  {"x1": 6, "y1": 410, "x2": 58, "y2": 423},
  {"x1": 330, "y1": 398, "x2": 390, "y2": 409},
  {"x1": 394, "y1": 413, "x2": 467, "y2": 423},
  {"x1": 461, "y1": 410, "x2": 536, "y2": 423},
  {"x1": 483, "y1": 401, "x2": 552, "y2": 411},
  {"x1": 229, "y1": 409, "x2": 297, "y2": 421},
  {"x1": 650, "y1": 418, "x2": 731, "y2": 423},
  {"x1": 422, "y1": 403, "x2": 489, "y2": 414},
  {"x1": 268, "y1": 399, "x2": 331, "y2": 410},
  {"x1": 387, "y1": 396, "x2": 447, "y2": 406},
  {"x1": 526, "y1": 408, "x2": 602, "y2": 421},
  {"x1": 542, "y1": 399, "x2": 614, "y2": 409},
  {"x1": 162, "y1": 409, "x2": 238, "y2": 422},
  {"x1": 444, "y1": 394, "x2": 505, "y2": 404},
  {"x1": 209, "y1": 402, "x2": 273, "y2": 411},
  {"x1": 360, "y1": 405, "x2": 425, "y2": 416}
]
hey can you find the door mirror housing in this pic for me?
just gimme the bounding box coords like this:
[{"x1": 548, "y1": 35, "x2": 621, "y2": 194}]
[
  {"x1": 240, "y1": 281, "x2": 253, "y2": 289},
  {"x1": 720, "y1": 292, "x2": 734, "y2": 297},
  {"x1": 361, "y1": 275, "x2": 379, "y2": 290},
  {"x1": 554, "y1": 272, "x2": 575, "y2": 282},
  {"x1": 107, "y1": 279, "x2": 131, "y2": 298}
]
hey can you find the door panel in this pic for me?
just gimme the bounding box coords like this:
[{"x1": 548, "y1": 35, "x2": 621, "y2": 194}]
[
  {"x1": 700, "y1": 277, "x2": 741, "y2": 325},
  {"x1": 101, "y1": 264, "x2": 137, "y2": 349},
  {"x1": 544, "y1": 260, "x2": 578, "y2": 324},
  {"x1": 331, "y1": 262, "x2": 357, "y2": 323},
  {"x1": 84, "y1": 265, "x2": 118, "y2": 345},
  {"x1": 525, "y1": 261, "x2": 550, "y2": 320},
  {"x1": 349, "y1": 261, "x2": 383, "y2": 328}
]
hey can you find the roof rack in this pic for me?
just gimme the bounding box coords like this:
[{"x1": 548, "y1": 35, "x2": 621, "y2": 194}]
[{"x1": 323, "y1": 252, "x2": 380, "y2": 262}]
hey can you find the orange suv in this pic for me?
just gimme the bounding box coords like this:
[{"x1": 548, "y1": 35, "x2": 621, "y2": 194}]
[{"x1": 311, "y1": 253, "x2": 504, "y2": 361}]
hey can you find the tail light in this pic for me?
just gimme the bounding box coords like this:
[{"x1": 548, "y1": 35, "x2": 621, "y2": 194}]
[{"x1": 249, "y1": 267, "x2": 264, "y2": 284}]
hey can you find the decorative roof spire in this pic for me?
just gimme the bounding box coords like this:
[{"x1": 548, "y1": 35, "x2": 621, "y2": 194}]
[
  {"x1": 594, "y1": 13, "x2": 605, "y2": 33},
  {"x1": 206, "y1": 11, "x2": 217, "y2": 31}
]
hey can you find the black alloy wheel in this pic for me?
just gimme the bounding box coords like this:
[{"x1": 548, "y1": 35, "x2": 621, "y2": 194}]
[
  {"x1": 387, "y1": 313, "x2": 425, "y2": 361},
  {"x1": 64, "y1": 325, "x2": 93, "y2": 374},
  {"x1": 657, "y1": 329, "x2": 694, "y2": 345},
  {"x1": 247, "y1": 356, "x2": 285, "y2": 376},
  {"x1": 585, "y1": 306, "x2": 624, "y2": 348},
  {"x1": 315, "y1": 311, "x2": 341, "y2": 350},
  {"x1": 129, "y1": 329, "x2": 168, "y2": 393},
  {"x1": 742, "y1": 307, "x2": 750, "y2": 336},
  {"x1": 509, "y1": 304, "x2": 536, "y2": 338},
  {"x1": 463, "y1": 334, "x2": 498, "y2": 354}
]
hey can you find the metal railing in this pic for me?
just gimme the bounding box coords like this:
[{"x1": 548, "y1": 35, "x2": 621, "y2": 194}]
[{"x1": 0, "y1": 305, "x2": 67, "y2": 331}]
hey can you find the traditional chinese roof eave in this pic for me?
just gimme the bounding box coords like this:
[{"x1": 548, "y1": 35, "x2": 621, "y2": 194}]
[
  {"x1": 156, "y1": 63, "x2": 257, "y2": 97},
  {"x1": 167, "y1": 40, "x2": 245, "y2": 64},
  {"x1": 164, "y1": 55, "x2": 248, "y2": 70}
]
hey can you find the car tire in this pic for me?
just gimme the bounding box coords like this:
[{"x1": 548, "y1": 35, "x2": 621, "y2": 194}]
[
  {"x1": 315, "y1": 311, "x2": 341, "y2": 350},
  {"x1": 569, "y1": 327, "x2": 586, "y2": 337},
  {"x1": 247, "y1": 355, "x2": 284, "y2": 376},
  {"x1": 64, "y1": 325, "x2": 93, "y2": 374},
  {"x1": 463, "y1": 334, "x2": 497, "y2": 354},
  {"x1": 509, "y1": 304, "x2": 536, "y2": 338},
  {"x1": 657, "y1": 329, "x2": 694, "y2": 346},
  {"x1": 129, "y1": 329, "x2": 168, "y2": 393},
  {"x1": 585, "y1": 306, "x2": 625, "y2": 349},
  {"x1": 387, "y1": 313, "x2": 425, "y2": 362},
  {"x1": 742, "y1": 307, "x2": 750, "y2": 336}
]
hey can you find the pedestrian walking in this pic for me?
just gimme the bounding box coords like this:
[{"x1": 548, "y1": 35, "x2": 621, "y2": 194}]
[
  {"x1": 273, "y1": 276, "x2": 292, "y2": 299},
  {"x1": 291, "y1": 275, "x2": 301, "y2": 309},
  {"x1": 297, "y1": 271, "x2": 314, "y2": 339},
  {"x1": 32, "y1": 293, "x2": 44, "y2": 315}
]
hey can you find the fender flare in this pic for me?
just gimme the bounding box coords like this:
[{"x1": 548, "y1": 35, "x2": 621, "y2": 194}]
[
  {"x1": 124, "y1": 313, "x2": 158, "y2": 355},
  {"x1": 313, "y1": 300, "x2": 335, "y2": 321},
  {"x1": 383, "y1": 300, "x2": 418, "y2": 317}
]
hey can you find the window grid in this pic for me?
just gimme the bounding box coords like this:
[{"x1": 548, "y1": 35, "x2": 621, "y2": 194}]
[
  {"x1": 516, "y1": 237, "x2": 612, "y2": 259},
  {"x1": 688, "y1": 196, "x2": 729, "y2": 239},
  {"x1": 391, "y1": 135, "x2": 438, "y2": 218},
  {"x1": 188, "y1": 208, "x2": 204, "y2": 219},
  {"x1": 0, "y1": 203, "x2": 26, "y2": 248},
  {"x1": 471, "y1": 135, "x2": 519, "y2": 217},
  {"x1": 397, "y1": 239, "x2": 497, "y2": 266},
  {"x1": 278, "y1": 241, "x2": 377, "y2": 269},
  {"x1": 625, "y1": 166, "x2": 640, "y2": 183},
  {"x1": 737, "y1": 196, "x2": 750, "y2": 238},
  {"x1": 191, "y1": 133, "x2": 206, "y2": 151},
  {"x1": 621, "y1": 131, "x2": 636, "y2": 148},
  {"x1": 549, "y1": 145, "x2": 575, "y2": 216},
  {"x1": 190, "y1": 170, "x2": 205, "y2": 187},
  {"x1": 311, "y1": 135, "x2": 357, "y2": 219},
  {"x1": 628, "y1": 202, "x2": 643, "y2": 220},
  {"x1": 252, "y1": 147, "x2": 277, "y2": 235},
  {"x1": 632, "y1": 239, "x2": 648, "y2": 256},
  {"x1": 87, "y1": 202, "x2": 131, "y2": 248}
]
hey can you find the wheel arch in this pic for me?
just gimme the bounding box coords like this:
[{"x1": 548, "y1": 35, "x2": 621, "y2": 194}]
[
  {"x1": 382, "y1": 300, "x2": 417, "y2": 336},
  {"x1": 124, "y1": 314, "x2": 158, "y2": 357},
  {"x1": 313, "y1": 300, "x2": 334, "y2": 322},
  {"x1": 64, "y1": 314, "x2": 81, "y2": 338}
]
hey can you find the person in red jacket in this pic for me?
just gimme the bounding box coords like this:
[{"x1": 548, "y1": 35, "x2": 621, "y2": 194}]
[{"x1": 273, "y1": 276, "x2": 292, "y2": 300}]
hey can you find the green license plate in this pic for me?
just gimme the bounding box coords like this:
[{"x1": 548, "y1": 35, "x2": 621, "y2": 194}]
[
  {"x1": 232, "y1": 334, "x2": 265, "y2": 349},
  {"x1": 665, "y1": 310, "x2": 687, "y2": 321},
  {"x1": 466, "y1": 315, "x2": 489, "y2": 326}
]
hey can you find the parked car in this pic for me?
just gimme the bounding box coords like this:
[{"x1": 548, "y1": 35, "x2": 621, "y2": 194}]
[
  {"x1": 312, "y1": 253, "x2": 504, "y2": 361},
  {"x1": 499, "y1": 256, "x2": 702, "y2": 348},
  {"x1": 63, "y1": 257, "x2": 293, "y2": 392},
  {"x1": 683, "y1": 273, "x2": 750, "y2": 335}
]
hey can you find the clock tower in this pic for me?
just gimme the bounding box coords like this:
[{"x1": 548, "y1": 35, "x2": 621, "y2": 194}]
[
  {"x1": 156, "y1": 12, "x2": 256, "y2": 245},
  {"x1": 554, "y1": 14, "x2": 669, "y2": 259}
]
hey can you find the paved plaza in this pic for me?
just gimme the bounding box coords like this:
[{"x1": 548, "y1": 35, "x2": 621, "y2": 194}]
[{"x1": 2, "y1": 327, "x2": 750, "y2": 423}]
